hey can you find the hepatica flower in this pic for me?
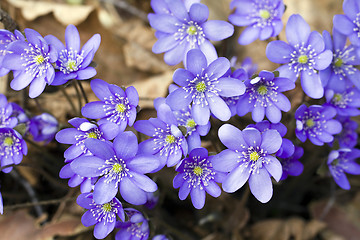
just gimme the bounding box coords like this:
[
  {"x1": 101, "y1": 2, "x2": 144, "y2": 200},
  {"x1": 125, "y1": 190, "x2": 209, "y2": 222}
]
[
  {"x1": 0, "y1": 128, "x2": 27, "y2": 173},
  {"x1": 45, "y1": 24, "x2": 101, "y2": 85},
  {"x1": 229, "y1": 0, "x2": 285, "y2": 45},
  {"x1": 115, "y1": 208, "x2": 149, "y2": 240},
  {"x1": 236, "y1": 70, "x2": 294, "y2": 123},
  {"x1": 82, "y1": 79, "x2": 138, "y2": 132},
  {"x1": 0, "y1": 94, "x2": 18, "y2": 129},
  {"x1": 173, "y1": 148, "x2": 224, "y2": 209},
  {"x1": 77, "y1": 193, "x2": 125, "y2": 239},
  {"x1": 166, "y1": 49, "x2": 245, "y2": 125},
  {"x1": 0, "y1": 29, "x2": 25, "y2": 76},
  {"x1": 334, "y1": 116, "x2": 358, "y2": 148},
  {"x1": 324, "y1": 87, "x2": 360, "y2": 116},
  {"x1": 279, "y1": 146, "x2": 304, "y2": 181},
  {"x1": 3, "y1": 28, "x2": 57, "y2": 98},
  {"x1": 29, "y1": 113, "x2": 58, "y2": 143},
  {"x1": 320, "y1": 29, "x2": 360, "y2": 91},
  {"x1": 56, "y1": 118, "x2": 119, "y2": 192},
  {"x1": 333, "y1": 0, "x2": 360, "y2": 46},
  {"x1": 134, "y1": 103, "x2": 188, "y2": 169},
  {"x1": 327, "y1": 148, "x2": 360, "y2": 190},
  {"x1": 295, "y1": 104, "x2": 342, "y2": 146},
  {"x1": 149, "y1": 0, "x2": 234, "y2": 65},
  {"x1": 71, "y1": 131, "x2": 159, "y2": 205},
  {"x1": 212, "y1": 124, "x2": 283, "y2": 203},
  {"x1": 266, "y1": 14, "x2": 333, "y2": 99}
]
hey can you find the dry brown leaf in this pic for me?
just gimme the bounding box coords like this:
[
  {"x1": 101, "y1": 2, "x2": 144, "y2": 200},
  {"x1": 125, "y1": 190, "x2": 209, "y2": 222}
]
[
  {"x1": 0, "y1": 210, "x2": 85, "y2": 240},
  {"x1": 7, "y1": 0, "x2": 94, "y2": 26},
  {"x1": 123, "y1": 42, "x2": 170, "y2": 74},
  {"x1": 129, "y1": 71, "x2": 173, "y2": 109}
]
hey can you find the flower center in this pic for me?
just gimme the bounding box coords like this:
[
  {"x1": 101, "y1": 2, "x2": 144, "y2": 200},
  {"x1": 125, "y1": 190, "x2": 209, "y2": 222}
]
[
  {"x1": 116, "y1": 103, "x2": 126, "y2": 113},
  {"x1": 249, "y1": 151, "x2": 260, "y2": 161},
  {"x1": 259, "y1": 9, "x2": 270, "y2": 19},
  {"x1": 186, "y1": 119, "x2": 196, "y2": 128},
  {"x1": 34, "y1": 55, "x2": 45, "y2": 65},
  {"x1": 102, "y1": 203, "x2": 112, "y2": 212},
  {"x1": 305, "y1": 119, "x2": 315, "y2": 128},
  {"x1": 196, "y1": 81, "x2": 206, "y2": 92},
  {"x1": 333, "y1": 93, "x2": 343, "y2": 102},
  {"x1": 187, "y1": 25, "x2": 197, "y2": 35},
  {"x1": 193, "y1": 166, "x2": 203, "y2": 176},
  {"x1": 298, "y1": 55, "x2": 308, "y2": 64},
  {"x1": 87, "y1": 132, "x2": 98, "y2": 139},
  {"x1": 257, "y1": 85, "x2": 268, "y2": 95},
  {"x1": 3, "y1": 137, "x2": 14, "y2": 146},
  {"x1": 112, "y1": 163, "x2": 123, "y2": 173},
  {"x1": 165, "y1": 134, "x2": 176, "y2": 144},
  {"x1": 334, "y1": 58, "x2": 343, "y2": 68},
  {"x1": 66, "y1": 60, "x2": 77, "y2": 71}
]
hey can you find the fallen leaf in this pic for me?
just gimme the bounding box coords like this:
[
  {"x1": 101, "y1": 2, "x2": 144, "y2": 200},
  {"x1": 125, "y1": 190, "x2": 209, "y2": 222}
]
[
  {"x1": 7, "y1": 0, "x2": 94, "y2": 26},
  {"x1": 0, "y1": 210, "x2": 85, "y2": 240}
]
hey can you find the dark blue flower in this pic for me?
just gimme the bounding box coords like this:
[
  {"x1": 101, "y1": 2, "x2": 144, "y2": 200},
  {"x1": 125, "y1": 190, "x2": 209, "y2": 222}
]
[
  {"x1": 9, "y1": 102, "x2": 29, "y2": 125},
  {"x1": 77, "y1": 192, "x2": 125, "y2": 239},
  {"x1": 29, "y1": 113, "x2": 58, "y2": 143},
  {"x1": 0, "y1": 128, "x2": 27, "y2": 173},
  {"x1": 320, "y1": 29, "x2": 360, "y2": 91},
  {"x1": 333, "y1": 0, "x2": 360, "y2": 46},
  {"x1": 212, "y1": 124, "x2": 283, "y2": 203},
  {"x1": 295, "y1": 104, "x2": 342, "y2": 146},
  {"x1": 230, "y1": 56, "x2": 258, "y2": 78},
  {"x1": 134, "y1": 103, "x2": 188, "y2": 169},
  {"x1": 327, "y1": 148, "x2": 360, "y2": 190},
  {"x1": 166, "y1": 49, "x2": 245, "y2": 125},
  {"x1": 266, "y1": 14, "x2": 333, "y2": 99},
  {"x1": 82, "y1": 79, "x2": 138, "y2": 132},
  {"x1": 229, "y1": 0, "x2": 285, "y2": 44},
  {"x1": 71, "y1": 131, "x2": 159, "y2": 205},
  {"x1": 3, "y1": 29, "x2": 57, "y2": 98},
  {"x1": 45, "y1": 24, "x2": 101, "y2": 85},
  {"x1": 236, "y1": 70, "x2": 294, "y2": 123},
  {"x1": 115, "y1": 208, "x2": 149, "y2": 240},
  {"x1": 173, "y1": 147, "x2": 224, "y2": 209},
  {"x1": 279, "y1": 146, "x2": 304, "y2": 180},
  {"x1": 148, "y1": 0, "x2": 234, "y2": 65},
  {"x1": 333, "y1": 116, "x2": 358, "y2": 149}
]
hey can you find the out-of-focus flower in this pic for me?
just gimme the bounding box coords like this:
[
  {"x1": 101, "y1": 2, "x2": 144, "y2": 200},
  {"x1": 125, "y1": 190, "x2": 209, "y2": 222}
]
[
  {"x1": 29, "y1": 113, "x2": 58, "y2": 143},
  {"x1": 115, "y1": 208, "x2": 150, "y2": 240}
]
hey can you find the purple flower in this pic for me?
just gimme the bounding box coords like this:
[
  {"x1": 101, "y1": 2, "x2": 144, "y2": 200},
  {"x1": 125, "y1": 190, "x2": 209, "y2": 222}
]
[
  {"x1": 77, "y1": 192, "x2": 125, "y2": 239},
  {"x1": 266, "y1": 14, "x2": 333, "y2": 99},
  {"x1": 230, "y1": 56, "x2": 258, "y2": 78},
  {"x1": 333, "y1": 0, "x2": 360, "y2": 46},
  {"x1": 0, "y1": 189, "x2": 3, "y2": 214},
  {"x1": 148, "y1": 0, "x2": 234, "y2": 65},
  {"x1": 333, "y1": 116, "x2": 358, "y2": 148},
  {"x1": 29, "y1": 113, "x2": 58, "y2": 143},
  {"x1": 0, "y1": 94, "x2": 18, "y2": 128},
  {"x1": 166, "y1": 49, "x2": 245, "y2": 125},
  {"x1": 9, "y1": 102, "x2": 29, "y2": 125},
  {"x1": 144, "y1": 191, "x2": 160, "y2": 210},
  {"x1": 324, "y1": 87, "x2": 360, "y2": 116},
  {"x1": 229, "y1": 0, "x2": 284, "y2": 45},
  {"x1": 82, "y1": 79, "x2": 138, "y2": 132},
  {"x1": 3, "y1": 29, "x2": 57, "y2": 98},
  {"x1": 154, "y1": 96, "x2": 210, "y2": 152},
  {"x1": 134, "y1": 103, "x2": 188, "y2": 169},
  {"x1": 151, "y1": 0, "x2": 200, "y2": 14},
  {"x1": 320, "y1": 29, "x2": 360, "y2": 91},
  {"x1": 153, "y1": 235, "x2": 169, "y2": 240},
  {"x1": 71, "y1": 131, "x2": 159, "y2": 205},
  {"x1": 295, "y1": 104, "x2": 342, "y2": 146},
  {"x1": 45, "y1": 24, "x2": 101, "y2": 85},
  {"x1": 279, "y1": 146, "x2": 304, "y2": 180},
  {"x1": 327, "y1": 148, "x2": 360, "y2": 190},
  {"x1": 173, "y1": 148, "x2": 224, "y2": 209},
  {"x1": 236, "y1": 70, "x2": 294, "y2": 123},
  {"x1": 0, "y1": 128, "x2": 27, "y2": 173},
  {"x1": 115, "y1": 208, "x2": 149, "y2": 240},
  {"x1": 0, "y1": 29, "x2": 25, "y2": 76},
  {"x1": 212, "y1": 124, "x2": 283, "y2": 203},
  {"x1": 55, "y1": 118, "x2": 119, "y2": 192}
]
